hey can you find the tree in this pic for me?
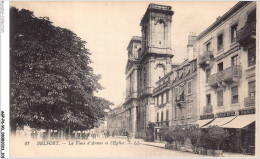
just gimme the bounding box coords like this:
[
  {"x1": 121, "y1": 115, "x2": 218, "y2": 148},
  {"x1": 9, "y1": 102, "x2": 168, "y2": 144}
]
[
  {"x1": 10, "y1": 7, "x2": 113, "y2": 134},
  {"x1": 207, "y1": 126, "x2": 230, "y2": 150}
]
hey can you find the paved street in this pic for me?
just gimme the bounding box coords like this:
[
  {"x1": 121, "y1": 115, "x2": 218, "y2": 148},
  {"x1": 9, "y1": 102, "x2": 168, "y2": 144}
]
[{"x1": 10, "y1": 136, "x2": 253, "y2": 157}]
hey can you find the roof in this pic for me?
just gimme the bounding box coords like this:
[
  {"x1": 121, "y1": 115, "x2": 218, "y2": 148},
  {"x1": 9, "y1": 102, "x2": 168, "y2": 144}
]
[{"x1": 197, "y1": 1, "x2": 251, "y2": 40}]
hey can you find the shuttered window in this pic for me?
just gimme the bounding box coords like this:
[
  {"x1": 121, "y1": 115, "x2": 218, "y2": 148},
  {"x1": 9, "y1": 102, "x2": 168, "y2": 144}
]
[
  {"x1": 231, "y1": 86, "x2": 238, "y2": 104},
  {"x1": 217, "y1": 90, "x2": 223, "y2": 106},
  {"x1": 166, "y1": 110, "x2": 169, "y2": 121},
  {"x1": 187, "y1": 81, "x2": 192, "y2": 94},
  {"x1": 248, "y1": 47, "x2": 256, "y2": 67},
  {"x1": 249, "y1": 81, "x2": 255, "y2": 100}
]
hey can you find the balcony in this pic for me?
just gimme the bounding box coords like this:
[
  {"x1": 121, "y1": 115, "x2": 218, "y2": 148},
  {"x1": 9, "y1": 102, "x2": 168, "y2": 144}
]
[
  {"x1": 203, "y1": 105, "x2": 213, "y2": 114},
  {"x1": 158, "y1": 103, "x2": 166, "y2": 108},
  {"x1": 138, "y1": 86, "x2": 153, "y2": 97},
  {"x1": 244, "y1": 97, "x2": 255, "y2": 107},
  {"x1": 198, "y1": 51, "x2": 214, "y2": 69},
  {"x1": 236, "y1": 22, "x2": 256, "y2": 47},
  {"x1": 208, "y1": 65, "x2": 242, "y2": 87},
  {"x1": 153, "y1": 79, "x2": 170, "y2": 94},
  {"x1": 175, "y1": 94, "x2": 186, "y2": 107}
]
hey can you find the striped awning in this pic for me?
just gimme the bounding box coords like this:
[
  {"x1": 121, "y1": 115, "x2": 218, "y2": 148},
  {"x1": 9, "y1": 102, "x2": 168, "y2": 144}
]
[{"x1": 221, "y1": 114, "x2": 255, "y2": 129}]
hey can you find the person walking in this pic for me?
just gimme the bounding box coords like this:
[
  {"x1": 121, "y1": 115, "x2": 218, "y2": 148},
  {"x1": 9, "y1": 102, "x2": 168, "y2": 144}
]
[{"x1": 126, "y1": 131, "x2": 129, "y2": 142}]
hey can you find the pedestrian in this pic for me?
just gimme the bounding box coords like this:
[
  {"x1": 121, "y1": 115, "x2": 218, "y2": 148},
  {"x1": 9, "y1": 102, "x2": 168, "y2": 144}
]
[
  {"x1": 128, "y1": 130, "x2": 132, "y2": 142},
  {"x1": 126, "y1": 131, "x2": 129, "y2": 142}
]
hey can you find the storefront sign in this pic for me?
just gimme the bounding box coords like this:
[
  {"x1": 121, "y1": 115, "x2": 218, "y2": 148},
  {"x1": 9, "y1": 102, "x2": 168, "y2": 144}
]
[
  {"x1": 239, "y1": 107, "x2": 255, "y2": 115},
  {"x1": 200, "y1": 113, "x2": 214, "y2": 120},
  {"x1": 216, "y1": 111, "x2": 235, "y2": 118}
]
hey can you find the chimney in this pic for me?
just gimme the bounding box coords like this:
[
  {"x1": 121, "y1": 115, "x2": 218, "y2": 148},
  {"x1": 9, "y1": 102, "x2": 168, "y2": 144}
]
[{"x1": 187, "y1": 32, "x2": 197, "y2": 61}]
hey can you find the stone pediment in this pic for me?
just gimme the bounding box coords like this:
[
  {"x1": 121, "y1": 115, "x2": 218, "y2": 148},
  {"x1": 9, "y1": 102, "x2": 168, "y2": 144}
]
[{"x1": 125, "y1": 58, "x2": 139, "y2": 74}]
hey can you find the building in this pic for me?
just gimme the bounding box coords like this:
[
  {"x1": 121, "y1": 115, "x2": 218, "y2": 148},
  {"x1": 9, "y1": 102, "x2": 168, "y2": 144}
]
[
  {"x1": 108, "y1": 3, "x2": 257, "y2": 152},
  {"x1": 126, "y1": 4, "x2": 174, "y2": 139},
  {"x1": 123, "y1": 36, "x2": 141, "y2": 137},
  {"x1": 107, "y1": 104, "x2": 127, "y2": 136},
  {"x1": 195, "y1": 1, "x2": 256, "y2": 153}
]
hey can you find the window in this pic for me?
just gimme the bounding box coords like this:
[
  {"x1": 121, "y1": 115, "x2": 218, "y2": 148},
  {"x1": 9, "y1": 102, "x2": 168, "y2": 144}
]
[
  {"x1": 161, "y1": 112, "x2": 164, "y2": 122},
  {"x1": 248, "y1": 47, "x2": 256, "y2": 67},
  {"x1": 217, "y1": 90, "x2": 223, "y2": 106},
  {"x1": 158, "y1": 95, "x2": 161, "y2": 105},
  {"x1": 206, "y1": 42, "x2": 211, "y2": 51},
  {"x1": 206, "y1": 69, "x2": 211, "y2": 83},
  {"x1": 217, "y1": 33, "x2": 223, "y2": 51},
  {"x1": 157, "y1": 96, "x2": 159, "y2": 105},
  {"x1": 231, "y1": 55, "x2": 238, "y2": 66},
  {"x1": 206, "y1": 94, "x2": 211, "y2": 106},
  {"x1": 187, "y1": 103, "x2": 192, "y2": 117},
  {"x1": 187, "y1": 81, "x2": 192, "y2": 94},
  {"x1": 166, "y1": 110, "x2": 169, "y2": 121},
  {"x1": 161, "y1": 94, "x2": 164, "y2": 104},
  {"x1": 231, "y1": 86, "x2": 238, "y2": 104},
  {"x1": 163, "y1": 92, "x2": 167, "y2": 104},
  {"x1": 249, "y1": 81, "x2": 255, "y2": 100},
  {"x1": 157, "y1": 112, "x2": 159, "y2": 122},
  {"x1": 174, "y1": 107, "x2": 178, "y2": 119},
  {"x1": 218, "y1": 62, "x2": 223, "y2": 71},
  {"x1": 231, "y1": 23, "x2": 238, "y2": 43},
  {"x1": 175, "y1": 87, "x2": 178, "y2": 97},
  {"x1": 166, "y1": 91, "x2": 169, "y2": 102}
]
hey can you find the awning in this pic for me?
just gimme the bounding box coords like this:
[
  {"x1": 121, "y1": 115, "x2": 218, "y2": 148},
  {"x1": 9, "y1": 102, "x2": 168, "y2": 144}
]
[
  {"x1": 196, "y1": 118, "x2": 215, "y2": 127},
  {"x1": 222, "y1": 114, "x2": 255, "y2": 129},
  {"x1": 202, "y1": 116, "x2": 236, "y2": 128}
]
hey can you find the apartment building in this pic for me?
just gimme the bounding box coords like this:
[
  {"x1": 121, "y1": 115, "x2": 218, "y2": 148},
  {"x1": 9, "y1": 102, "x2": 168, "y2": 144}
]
[{"x1": 196, "y1": 1, "x2": 256, "y2": 153}]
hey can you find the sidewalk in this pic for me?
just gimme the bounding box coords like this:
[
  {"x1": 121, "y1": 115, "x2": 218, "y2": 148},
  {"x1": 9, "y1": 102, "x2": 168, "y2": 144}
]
[{"x1": 139, "y1": 140, "x2": 255, "y2": 157}]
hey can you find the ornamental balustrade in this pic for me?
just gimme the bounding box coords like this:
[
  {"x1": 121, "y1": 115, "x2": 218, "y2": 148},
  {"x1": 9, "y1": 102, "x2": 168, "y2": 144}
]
[
  {"x1": 208, "y1": 65, "x2": 242, "y2": 87},
  {"x1": 244, "y1": 97, "x2": 255, "y2": 107},
  {"x1": 153, "y1": 79, "x2": 170, "y2": 94},
  {"x1": 236, "y1": 22, "x2": 256, "y2": 46},
  {"x1": 203, "y1": 105, "x2": 213, "y2": 114},
  {"x1": 198, "y1": 51, "x2": 214, "y2": 69}
]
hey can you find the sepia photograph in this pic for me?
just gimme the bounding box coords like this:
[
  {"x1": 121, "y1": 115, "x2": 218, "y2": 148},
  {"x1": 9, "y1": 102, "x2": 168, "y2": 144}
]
[{"x1": 4, "y1": 1, "x2": 258, "y2": 158}]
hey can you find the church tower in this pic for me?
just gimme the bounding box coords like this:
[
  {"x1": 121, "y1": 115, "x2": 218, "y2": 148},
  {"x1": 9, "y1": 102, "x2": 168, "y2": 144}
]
[{"x1": 137, "y1": 3, "x2": 174, "y2": 139}]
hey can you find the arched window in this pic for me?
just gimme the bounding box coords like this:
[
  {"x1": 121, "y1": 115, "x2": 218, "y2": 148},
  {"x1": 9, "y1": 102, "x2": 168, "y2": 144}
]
[
  {"x1": 155, "y1": 19, "x2": 166, "y2": 47},
  {"x1": 155, "y1": 64, "x2": 165, "y2": 80}
]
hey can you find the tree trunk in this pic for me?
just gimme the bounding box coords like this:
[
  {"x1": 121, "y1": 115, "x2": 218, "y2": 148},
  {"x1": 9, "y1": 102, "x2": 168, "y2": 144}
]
[
  {"x1": 47, "y1": 129, "x2": 51, "y2": 140},
  {"x1": 69, "y1": 126, "x2": 71, "y2": 140},
  {"x1": 10, "y1": 125, "x2": 17, "y2": 137}
]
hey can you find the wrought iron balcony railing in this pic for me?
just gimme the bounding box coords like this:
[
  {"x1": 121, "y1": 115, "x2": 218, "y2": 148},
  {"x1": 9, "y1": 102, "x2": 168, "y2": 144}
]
[
  {"x1": 175, "y1": 94, "x2": 186, "y2": 106},
  {"x1": 208, "y1": 65, "x2": 242, "y2": 87},
  {"x1": 153, "y1": 79, "x2": 170, "y2": 94},
  {"x1": 236, "y1": 22, "x2": 256, "y2": 45},
  {"x1": 244, "y1": 97, "x2": 255, "y2": 107},
  {"x1": 198, "y1": 51, "x2": 214, "y2": 69},
  {"x1": 203, "y1": 105, "x2": 213, "y2": 114}
]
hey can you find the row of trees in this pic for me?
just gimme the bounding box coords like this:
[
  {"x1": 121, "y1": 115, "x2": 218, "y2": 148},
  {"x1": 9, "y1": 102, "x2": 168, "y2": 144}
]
[
  {"x1": 10, "y1": 7, "x2": 113, "y2": 135},
  {"x1": 160, "y1": 125, "x2": 230, "y2": 155}
]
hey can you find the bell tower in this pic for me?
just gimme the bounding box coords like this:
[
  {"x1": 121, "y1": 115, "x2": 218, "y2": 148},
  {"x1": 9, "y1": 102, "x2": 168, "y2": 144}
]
[
  {"x1": 136, "y1": 3, "x2": 174, "y2": 139},
  {"x1": 140, "y1": 3, "x2": 174, "y2": 56}
]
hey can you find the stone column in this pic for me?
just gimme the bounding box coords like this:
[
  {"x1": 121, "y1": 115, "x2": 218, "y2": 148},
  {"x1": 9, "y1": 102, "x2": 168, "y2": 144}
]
[{"x1": 132, "y1": 106, "x2": 137, "y2": 138}]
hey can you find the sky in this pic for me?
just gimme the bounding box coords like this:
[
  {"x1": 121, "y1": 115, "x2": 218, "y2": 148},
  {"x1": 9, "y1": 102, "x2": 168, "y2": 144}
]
[{"x1": 11, "y1": 1, "x2": 238, "y2": 107}]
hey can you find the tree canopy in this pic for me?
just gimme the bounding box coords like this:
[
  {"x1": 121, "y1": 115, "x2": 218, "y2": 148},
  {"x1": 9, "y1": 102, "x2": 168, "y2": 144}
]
[{"x1": 10, "y1": 7, "x2": 113, "y2": 132}]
